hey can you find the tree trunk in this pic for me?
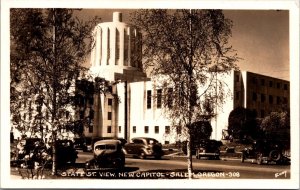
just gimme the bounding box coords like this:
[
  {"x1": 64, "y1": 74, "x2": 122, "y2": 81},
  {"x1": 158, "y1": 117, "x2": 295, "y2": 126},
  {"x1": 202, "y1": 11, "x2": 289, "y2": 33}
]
[
  {"x1": 187, "y1": 134, "x2": 193, "y2": 179},
  {"x1": 51, "y1": 133, "x2": 57, "y2": 175}
]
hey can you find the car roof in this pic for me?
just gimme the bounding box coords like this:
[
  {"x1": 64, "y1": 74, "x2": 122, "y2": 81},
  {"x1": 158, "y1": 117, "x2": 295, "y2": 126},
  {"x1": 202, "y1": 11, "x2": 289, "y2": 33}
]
[{"x1": 94, "y1": 139, "x2": 121, "y2": 146}]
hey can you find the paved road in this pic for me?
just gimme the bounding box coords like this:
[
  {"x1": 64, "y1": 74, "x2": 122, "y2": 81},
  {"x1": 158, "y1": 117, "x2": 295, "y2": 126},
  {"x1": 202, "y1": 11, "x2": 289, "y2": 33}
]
[{"x1": 76, "y1": 151, "x2": 290, "y2": 179}]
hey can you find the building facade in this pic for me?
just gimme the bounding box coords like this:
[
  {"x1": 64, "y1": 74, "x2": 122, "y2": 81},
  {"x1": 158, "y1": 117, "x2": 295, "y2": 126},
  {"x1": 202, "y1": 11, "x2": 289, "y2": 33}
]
[{"x1": 83, "y1": 12, "x2": 290, "y2": 144}]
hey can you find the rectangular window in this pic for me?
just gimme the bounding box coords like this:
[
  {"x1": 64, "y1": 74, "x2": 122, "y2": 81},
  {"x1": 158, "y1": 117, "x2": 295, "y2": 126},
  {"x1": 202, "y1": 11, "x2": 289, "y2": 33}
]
[
  {"x1": 155, "y1": 126, "x2": 159, "y2": 134},
  {"x1": 261, "y1": 79, "x2": 265, "y2": 86},
  {"x1": 277, "y1": 96, "x2": 281, "y2": 104},
  {"x1": 252, "y1": 77, "x2": 257, "y2": 84},
  {"x1": 108, "y1": 112, "x2": 112, "y2": 120},
  {"x1": 284, "y1": 84, "x2": 288, "y2": 90},
  {"x1": 165, "y1": 126, "x2": 170, "y2": 134},
  {"x1": 116, "y1": 29, "x2": 120, "y2": 60},
  {"x1": 118, "y1": 126, "x2": 121, "y2": 133},
  {"x1": 107, "y1": 28, "x2": 110, "y2": 62},
  {"x1": 124, "y1": 29, "x2": 129, "y2": 64},
  {"x1": 283, "y1": 97, "x2": 288, "y2": 104},
  {"x1": 167, "y1": 88, "x2": 173, "y2": 108},
  {"x1": 108, "y1": 98, "x2": 113, "y2": 106},
  {"x1": 164, "y1": 141, "x2": 170, "y2": 144},
  {"x1": 277, "y1": 82, "x2": 281, "y2": 89},
  {"x1": 144, "y1": 126, "x2": 149, "y2": 134},
  {"x1": 269, "y1": 81, "x2": 273, "y2": 87},
  {"x1": 261, "y1": 94, "x2": 265, "y2": 102},
  {"x1": 157, "y1": 89, "x2": 162, "y2": 109},
  {"x1": 147, "y1": 90, "x2": 151, "y2": 109},
  {"x1": 133, "y1": 126, "x2": 136, "y2": 133},
  {"x1": 269, "y1": 95, "x2": 273, "y2": 104},
  {"x1": 107, "y1": 126, "x2": 112, "y2": 133}
]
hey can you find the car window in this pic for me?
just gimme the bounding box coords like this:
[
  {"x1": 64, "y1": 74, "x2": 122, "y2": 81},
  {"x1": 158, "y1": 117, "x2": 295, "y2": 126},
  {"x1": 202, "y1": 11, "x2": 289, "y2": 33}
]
[
  {"x1": 95, "y1": 144, "x2": 116, "y2": 150},
  {"x1": 132, "y1": 139, "x2": 144, "y2": 144}
]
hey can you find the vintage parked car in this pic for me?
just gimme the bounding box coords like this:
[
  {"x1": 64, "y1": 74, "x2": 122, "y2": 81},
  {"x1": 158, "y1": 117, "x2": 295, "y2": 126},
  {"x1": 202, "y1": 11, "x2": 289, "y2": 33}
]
[
  {"x1": 195, "y1": 139, "x2": 223, "y2": 160},
  {"x1": 123, "y1": 137, "x2": 164, "y2": 159},
  {"x1": 241, "y1": 139, "x2": 290, "y2": 165},
  {"x1": 85, "y1": 139, "x2": 125, "y2": 169},
  {"x1": 74, "y1": 137, "x2": 92, "y2": 152},
  {"x1": 55, "y1": 139, "x2": 78, "y2": 166}
]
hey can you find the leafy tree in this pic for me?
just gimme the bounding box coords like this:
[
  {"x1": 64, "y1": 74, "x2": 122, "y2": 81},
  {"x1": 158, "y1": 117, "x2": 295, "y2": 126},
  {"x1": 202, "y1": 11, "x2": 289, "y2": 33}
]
[
  {"x1": 228, "y1": 106, "x2": 260, "y2": 142},
  {"x1": 10, "y1": 8, "x2": 99, "y2": 175},
  {"x1": 260, "y1": 111, "x2": 290, "y2": 149},
  {"x1": 190, "y1": 120, "x2": 213, "y2": 141},
  {"x1": 130, "y1": 9, "x2": 239, "y2": 178}
]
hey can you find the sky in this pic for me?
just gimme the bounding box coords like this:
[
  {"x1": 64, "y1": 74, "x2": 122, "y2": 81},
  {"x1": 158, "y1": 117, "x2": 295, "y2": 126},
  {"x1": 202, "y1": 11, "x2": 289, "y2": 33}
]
[{"x1": 75, "y1": 9, "x2": 289, "y2": 81}]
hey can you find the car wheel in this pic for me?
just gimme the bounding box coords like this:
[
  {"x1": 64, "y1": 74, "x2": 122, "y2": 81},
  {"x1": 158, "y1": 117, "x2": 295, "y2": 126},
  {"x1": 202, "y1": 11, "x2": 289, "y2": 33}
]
[
  {"x1": 139, "y1": 151, "x2": 146, "y2": 159},
  {"x1": 256, "y1": 153, "x2": 263, "y2": 165},
  {"x1": 269, "y1": 150, "x2": 281, "y2": 162}
]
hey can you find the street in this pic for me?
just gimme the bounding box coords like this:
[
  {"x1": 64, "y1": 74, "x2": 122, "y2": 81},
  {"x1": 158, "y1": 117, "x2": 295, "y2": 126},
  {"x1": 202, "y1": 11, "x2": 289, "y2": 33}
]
[{"x1": 73, "y1": 151, "x2": 290, "y2": 179}]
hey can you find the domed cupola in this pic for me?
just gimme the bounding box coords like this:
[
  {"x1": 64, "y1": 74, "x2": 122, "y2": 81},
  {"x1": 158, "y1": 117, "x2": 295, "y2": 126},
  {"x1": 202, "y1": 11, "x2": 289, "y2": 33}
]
[{"x1": 90, "y1": 12, "x2": 147, "y2": 82}]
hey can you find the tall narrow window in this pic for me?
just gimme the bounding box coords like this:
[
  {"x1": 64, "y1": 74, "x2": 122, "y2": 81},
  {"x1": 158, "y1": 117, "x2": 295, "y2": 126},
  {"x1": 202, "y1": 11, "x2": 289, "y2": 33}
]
[
  {"x1": 116, "y1": 29, "x2": 120, "y2": 60},
  {"x1": 155, "y1": 126, "x2": 159, "y2": 134},
  {"x1": 144, "y1": 126, "x2": 149, "y2": 134},
  {"x1": 118, "y1": 126, "x2": 121, "y2": 133},
  {"x1": 147, "y1": 90, "x2": 151, "y2": 109},
  {"x1": 108, "y1": 112, "x2": 112, "y2": 120},
  {"x1": 108, "y1": 98, "x2": 113, "y2": 106},
  {"x1": 133, "y1": 126, "x2": 136, "y2": 133},
  {"x1": 165, "y1": 126, "x2": 170, "y2": 134},
  {"x1": 107, "y1": 28, "x2": 110, "y2": 62},
  {"x1": 124, "y1": 29, "x2": 129, "y2": 65},
  {"x1": 157, "y1": 89, "x2": 162, "y2": 109},
  {"x1": 107, "y1": 126, "x2": 112, "y2": 133},
  {"x1": 130, "y1": 30, "x2": 136, "y2": 66}
]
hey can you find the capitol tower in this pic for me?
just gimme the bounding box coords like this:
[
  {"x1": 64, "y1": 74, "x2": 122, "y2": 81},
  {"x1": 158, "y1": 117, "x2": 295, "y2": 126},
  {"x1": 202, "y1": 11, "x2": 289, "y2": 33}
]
[
  {"x1": 86, "y1": 12, "x2": 148, "y2": 140},
  {"x1": 89, "y1": 12, "x2": 148, "y2": 82}
]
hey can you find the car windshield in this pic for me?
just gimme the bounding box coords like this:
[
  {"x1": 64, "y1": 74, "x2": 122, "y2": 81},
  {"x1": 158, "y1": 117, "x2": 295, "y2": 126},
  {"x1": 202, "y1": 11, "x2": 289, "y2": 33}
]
[{"x1": 95, "y1": 144, "x2": 116, "y2": 150}]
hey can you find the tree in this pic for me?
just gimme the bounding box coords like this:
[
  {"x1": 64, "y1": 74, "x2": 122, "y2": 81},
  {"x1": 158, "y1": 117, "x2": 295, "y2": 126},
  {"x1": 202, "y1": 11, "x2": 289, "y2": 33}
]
[
  {"x1": 260, "y1": 111, "x2": 290, "y2": 149},
  {"x1": 130, "y1": 9, "x2": 239, "y2": 178},
  {"x1": 10, "y1": 8, "x2": 100, "y2": 175},
  {"x1": 190, "y1": 120, "x2": 213, "y2": 141},
  {"x1": 228, "y1": 107, "x2": 260, "y2": 142}
]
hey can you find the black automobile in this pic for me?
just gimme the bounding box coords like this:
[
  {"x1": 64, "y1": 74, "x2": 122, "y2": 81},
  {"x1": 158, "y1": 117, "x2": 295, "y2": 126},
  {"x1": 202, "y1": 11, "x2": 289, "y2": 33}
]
[
  {"x1": 195, "y1": 139, "x2": 223, "y2": 160},
  {"x1": 123, "y1": 137, "x2": 164, "y2": 159},
  {"x1": 55, "y1": 140, "x2": 78, "y2": 166},
  {"x1": 241, "y1": 139, "x2": 290, "y2": 165},
  {"x1": 74, "y1": 137, "x2": 92, "y2": 152},
  {"x1": 86, "y1": 139, "x2": 125, "y2": 169}
]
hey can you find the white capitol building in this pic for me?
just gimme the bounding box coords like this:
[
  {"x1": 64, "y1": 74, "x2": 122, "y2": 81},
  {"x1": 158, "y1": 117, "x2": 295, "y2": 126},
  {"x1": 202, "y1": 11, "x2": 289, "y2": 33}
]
[{"x1": 81, "y1": 12, "x2": 289, "y2": 144}]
